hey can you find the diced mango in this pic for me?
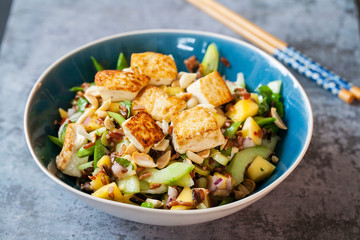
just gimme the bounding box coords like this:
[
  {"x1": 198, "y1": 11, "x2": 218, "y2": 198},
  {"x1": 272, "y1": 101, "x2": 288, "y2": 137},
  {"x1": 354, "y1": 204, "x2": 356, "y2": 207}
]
[
  {"x1": 250, "y1": 93, "x2": 259, "y2": 104},
  {"x1": 90, "y1": 172, "x2": 110, "y2": 191},
  {"x1": 58, "y1": 108, "x2": 68, "y2": 119},
  {"x1": 213, "y1": 112, "x2": 227, "y2": 127},
  {"x1": 165, "y1": 86, "x2": 184, "y2": 96},
  {"x1": 213, "y1": 172, "x2": 229, "y2": 190},
  {"x1": 92, "y1": 182, "x2": 123, "y2": 201},
  {"x1": 97, "y1": 155, "x2": 111, "y2": 168},
  {"x1": 108, "y1": 102, "x2": 121, "y2": 113},
  {"x1": 241, "y1": 117, "x2": 263, "y2": 145},
  {"x1": 246, "y1": 156, "x2": 275, "y2": 182},
  {"x1": 226, "y1": 99, "x2": 259, "y2": 122},
  {"x1": 84, "y1": 114, "x2": 103, "y2": 132},
  {"x1": 171, "y1": 187, "x2": 194, "y2": 210}
]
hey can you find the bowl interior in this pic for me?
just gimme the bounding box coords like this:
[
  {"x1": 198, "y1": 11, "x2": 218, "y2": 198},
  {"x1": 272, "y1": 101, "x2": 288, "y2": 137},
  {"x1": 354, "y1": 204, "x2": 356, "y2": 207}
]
[{"x1": 25, "y1": 30, "x2": 312, "y2": 194}]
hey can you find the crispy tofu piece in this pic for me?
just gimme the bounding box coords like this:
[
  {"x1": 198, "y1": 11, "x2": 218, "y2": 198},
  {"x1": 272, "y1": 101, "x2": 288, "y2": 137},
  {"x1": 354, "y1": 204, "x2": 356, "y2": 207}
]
[
  {"x1": 186, "y1": 71, "x2": 233, "y2": 107},
  {"x1": 95, "y1": 70, "x2": 150, "y2": 101},
  {"x1": 121, "y1": 111, "x2": 165, "y2": 152},
  {"x1": 56, "y1": 123, "x2": 89, "y2": 177},
  {"x1": 132, "y1": 86, "x2": 186, "y2": 123},
  {"x1": 131, "y1": 52, "x2": 177, "y2": 86},
  {"x1": 171, "y1": 105, "x2": 226, "y2": 154}
]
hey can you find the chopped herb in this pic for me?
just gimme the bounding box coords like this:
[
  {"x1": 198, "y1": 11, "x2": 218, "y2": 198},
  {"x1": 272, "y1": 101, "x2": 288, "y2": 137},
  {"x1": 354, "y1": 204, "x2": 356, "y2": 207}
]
[
  {"x1": 120, "y1": 100, "x2": 132, "y2": 118},
  {"x1": 141, "y1": 202, "x2": 154, "y2": 208},
  {"x1": 180, "y1": 153, "x2": 187, "y2": 160},
  {"x1": 90, "y1": 82, "x2": 95, "y2": 86},
  {"x1": 48, "y1": 135, "x2": 63, "y2": 147},
  {"x1": 70, "y1": 86, "x2": 84, "y2": 92},
  {"x1": 260, "y1": 168, "x2": 264, "y2": 171},
  {"x1": 90, "y1": 56, "x2": 104, "y2": 72},
  {"x1": 77, "y1": 97, "x2": 89, "y2": 113},
  {"x1": 115, "y1": 157, "x2": 131, "y2": 168},
  {"x1": 224, "y1": 121, "x2": 242, "y2": 139},
  {"x1": 116, "y1": 52, "x2": 129, "y2": 70},
  {"x1": 257, "y1": 85, "x2": 284, "y2": 118},
  {"x1": 263, "y1": 123, "x2": 279, "y2": 134}
]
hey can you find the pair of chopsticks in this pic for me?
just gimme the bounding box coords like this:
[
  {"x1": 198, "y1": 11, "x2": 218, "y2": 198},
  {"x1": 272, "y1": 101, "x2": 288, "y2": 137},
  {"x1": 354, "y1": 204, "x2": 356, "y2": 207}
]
[{"x1": 186, "y1": 0, "x2": 360, "y2": 104}]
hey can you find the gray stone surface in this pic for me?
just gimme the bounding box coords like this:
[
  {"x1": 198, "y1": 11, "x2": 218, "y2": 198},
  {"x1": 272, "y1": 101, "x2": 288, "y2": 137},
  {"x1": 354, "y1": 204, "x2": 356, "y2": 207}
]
[{"x1": 0, "y1": 0, "x2": 359, "y2": 239}]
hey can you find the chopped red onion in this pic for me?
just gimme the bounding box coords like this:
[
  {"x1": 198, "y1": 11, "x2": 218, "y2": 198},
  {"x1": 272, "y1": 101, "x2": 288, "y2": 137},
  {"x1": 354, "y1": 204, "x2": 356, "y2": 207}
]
[
  {"x1": 214, "y1": 178, "x2": 223, "y2": 186},
  {"x1": 242, "y1": 137, "x2": 256, "y2": 149}
]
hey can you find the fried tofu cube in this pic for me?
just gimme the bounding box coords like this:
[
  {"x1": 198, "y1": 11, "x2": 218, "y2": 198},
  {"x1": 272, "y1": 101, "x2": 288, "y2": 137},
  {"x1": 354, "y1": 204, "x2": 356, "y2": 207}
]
[
  {"x1": 171, "y1": 106, "x2": 226, "y2": 154},
  {"x1": 132, "y1": 86, "x2": 186, "y2": 123},
  {"x1": 95, "y1": 70, "x2": 150, "y2": 101},
  {"x1": 121, "y1": 111, "x2": 165, "y2": 152},
  {"x1": 130, "y1": 52, "x2": 177, "y2": 86},
  {"x1": 186, "y1": 71, "x2": 232, "y2": 107},
  {"x1": 56, "y1": 123, "x2": 89, "y2": 177}
]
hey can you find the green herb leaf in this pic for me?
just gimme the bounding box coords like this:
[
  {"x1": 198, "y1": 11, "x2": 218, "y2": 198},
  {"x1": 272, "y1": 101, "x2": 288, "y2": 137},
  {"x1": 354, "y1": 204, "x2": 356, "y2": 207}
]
[
  {"x1": 70, "y1": 86, "x2": 84, "y2": 92},
  {"x1": 263, "y1": 123, "x2": 279, "y2": 134},
  {"x1": 48, "y1": 135, "x2": 63, "y2": 147},
  {"x1": 115, "y1": 157, "x2": 131, "y2": 168},
  {"x1": 77, "y1": 97, "x2": 89, "y2": 113},
  {"x1": 180, "y1": 153, "x2": 187, "y2": 160},
  {"x1": 224, "y1": 121, "x2": 242, "y2": 139},
  {"x1": 91, "y1": 56, "x2": 104, "y2": 72},
  {"x1": 116, "y1": 52, "x2": 129, "y2": 70},
  {"x1": 120, "y1": 100, "x2": 132, "y2": 118},
  {"x1": 93, "y1": 139, "x2": 106, "y2": 169},
  {"x1": 260, "y1": 167, "x2": 264, "y2": 172}
]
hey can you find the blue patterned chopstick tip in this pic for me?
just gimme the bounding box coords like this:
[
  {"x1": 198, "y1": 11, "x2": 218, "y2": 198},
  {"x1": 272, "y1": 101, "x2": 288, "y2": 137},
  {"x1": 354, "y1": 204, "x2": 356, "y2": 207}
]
[{"x1": 274, "y1": 49, "x2": 341, "y2": 96}]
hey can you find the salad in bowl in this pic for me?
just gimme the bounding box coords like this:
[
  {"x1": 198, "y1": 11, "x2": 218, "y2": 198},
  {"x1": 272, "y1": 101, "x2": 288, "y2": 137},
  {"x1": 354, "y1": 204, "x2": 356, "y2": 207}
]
[{"x1": 49, "y1": 43, "x2": 287, "y2": 210}]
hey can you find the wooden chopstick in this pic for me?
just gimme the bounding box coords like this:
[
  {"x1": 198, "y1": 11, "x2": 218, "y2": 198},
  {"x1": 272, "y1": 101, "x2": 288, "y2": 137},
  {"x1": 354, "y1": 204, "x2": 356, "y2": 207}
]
[{"x1": 186, "y1": 0, "x2": 360, "y2": 104}]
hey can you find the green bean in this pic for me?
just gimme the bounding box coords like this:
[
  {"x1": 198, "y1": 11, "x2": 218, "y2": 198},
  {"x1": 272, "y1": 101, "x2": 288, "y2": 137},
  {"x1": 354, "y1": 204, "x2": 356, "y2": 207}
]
[
  {"x1": 223, "y1": 121, "x2": 242, "y2": 139},
  {"x1": 90, "y1": 56, "x2": 104, "y2": 72},
  {"x1": 93, "y1": 139, "x2": 106, "y2": 169},
  {"x1": 108, "y1": 111, "x2": 126, "y2": 125},
  {"x1": 77, "y1": 144, "x2": 95, "y2": 158},
  {"x1": 116, "y1": 52, "x2": 128, "y2": 70},
  {"x1": 48, "y1": 135, "x2": 63, "y2": 147},
  {"x1": 253, "y1": 117, "x2": 276, "y2": 127},
  {"x1": 70, "y1": 86, "x2": 84, "y2": 92}
]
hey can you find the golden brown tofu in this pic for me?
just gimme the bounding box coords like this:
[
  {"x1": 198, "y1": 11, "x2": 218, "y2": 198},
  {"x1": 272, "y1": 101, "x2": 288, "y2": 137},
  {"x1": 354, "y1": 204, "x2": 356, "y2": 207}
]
[
  {"x1": 122, "y1": 111, "x2": 165, "y2": 152},
  {"x1": 171, "y1": 105, "x2": 226, "y2": 153},
  {"x1": 130, "y1": 52, "x2": 177, "y2": 86},
  {"x1": 56, "y1": 123, "x2": 89, "y2": 177},
  {"x1": 186, "y1": 71, "x2": 233, "y2": 107},
  {"x1": 132, "y1": 86, "x2": 186, "y2": 123},
  {"x1": 95, "y1": 70, "x2": 150, "y2": 101}
]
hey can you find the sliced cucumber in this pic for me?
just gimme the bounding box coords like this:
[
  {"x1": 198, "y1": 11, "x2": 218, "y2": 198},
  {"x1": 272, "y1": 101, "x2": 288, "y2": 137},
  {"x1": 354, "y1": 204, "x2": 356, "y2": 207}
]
[
  {"x1": 139, "y1": 180, "x2": 168, "y2": 194},
  {"x1": 172, "y1": 173, "x2": 194, "y2": 187},
  {"x1": 117, "y1": 175, "x2": 140, "y2": 194},
  {"x1": 236, "y1": 72, "x2": 246, "y2": 88},
  {"x1": 226, "y1": 146, "x2": 272, "y2": 185},
  {"x1": 261, "y1": 136, "x2": 279, "y2": 152},
  {"x1": 144, "y1": 162, "x2": 194, "y2": 185},
  {"x1": 210, "y1": 150, "x2": 230, "y2": 166},
  {"x1": 201, "y1": 43, "x2": 219, "y2": 76},
  {"x1": 267, "y1": 80, "x2": 282, "y2": 94}
]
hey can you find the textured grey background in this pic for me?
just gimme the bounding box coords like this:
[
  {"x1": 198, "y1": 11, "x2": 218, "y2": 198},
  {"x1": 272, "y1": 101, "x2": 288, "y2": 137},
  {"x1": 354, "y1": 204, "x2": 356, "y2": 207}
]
[{"x1": 0, "y1": 0, "x2": 359, "y2": 239}]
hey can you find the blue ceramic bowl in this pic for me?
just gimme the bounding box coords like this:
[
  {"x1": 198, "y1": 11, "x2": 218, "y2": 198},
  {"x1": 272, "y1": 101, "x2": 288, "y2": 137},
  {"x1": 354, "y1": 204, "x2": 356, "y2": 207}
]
[{"x1": 24, "y1": 30, "x2": 313, "y2": 226}]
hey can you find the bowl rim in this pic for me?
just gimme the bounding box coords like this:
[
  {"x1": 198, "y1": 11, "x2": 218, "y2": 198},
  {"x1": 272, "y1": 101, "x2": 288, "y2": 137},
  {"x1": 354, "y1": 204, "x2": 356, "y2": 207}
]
[{"x1": 24, "y1": 29, "x2": 313, "y2": 215}]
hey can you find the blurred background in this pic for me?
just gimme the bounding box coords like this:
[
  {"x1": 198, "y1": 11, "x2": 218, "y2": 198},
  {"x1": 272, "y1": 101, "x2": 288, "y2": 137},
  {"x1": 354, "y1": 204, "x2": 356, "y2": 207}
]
[{"x1": 0, "y1": 0, "x2": 359, "y2": 239}]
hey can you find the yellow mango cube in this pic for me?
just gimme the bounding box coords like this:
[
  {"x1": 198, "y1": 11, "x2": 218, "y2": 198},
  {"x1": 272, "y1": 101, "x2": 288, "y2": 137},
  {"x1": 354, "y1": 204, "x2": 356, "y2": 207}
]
[
  {"x1": 58, "y1": 108, "x2": 68, "y2": 119},
  {"x1": 213, "y1": 112, "x2": 227, "y2": 128},
  {"x1": 165, "y1": 86, "x2": 184, "y2": 96},
  {"x1": 92, "y1": 182, "x2": 123, "y2": 201},
  {"x1": 90, "y1": 172, "x2": 110, "y2": 191},
  {"x1": 171, "y1": 187, "x2": 194, "y2": 210},
  {"x1": 246, "y1": 156, "x2": 275, "y2": 182},
  {"x1": 250, "y1": 93, "x2": 259, "y2": 104},
  {"x1": 241, "y1": 117, "x2": 263, "y2": 145},
  {"x1": 84, "y1": 114, "x2": 103, "y2": 132},
  {"x1": 108, "y1": 102, "x2": 121, "y2": 113},
  {"x1": 226, "y1": 99, "x2": 259, "y2": 122},
  {"x1": 213, "y1": 172, "x2": 229, "y2": 190},
  {"x1": 97, "y1": 155, "x2": 111, "y2": 168}
]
